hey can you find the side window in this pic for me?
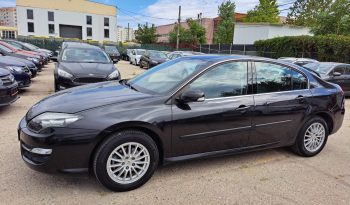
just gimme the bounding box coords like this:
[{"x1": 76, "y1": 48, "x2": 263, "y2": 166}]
[
  {"x1": 291, "y1": 69, "x2": 307, "y2": 90},
  {"x1": 256, "y1": 62, "x2": 292, "y2": 93},
  {"x1": 189, "y1": 62, "x2": 248, "y2": 99},
  {"x1": 345, "y1": 66, "x2": 350, "y2": 75},
  {"x1": 333, "y1": 66, "x2": 345, "y2": 75}
]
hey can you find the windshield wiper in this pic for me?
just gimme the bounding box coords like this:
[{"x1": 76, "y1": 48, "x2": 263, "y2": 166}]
[{"x1": 122, "y1": 79, "x2": 138, "y2": 92}]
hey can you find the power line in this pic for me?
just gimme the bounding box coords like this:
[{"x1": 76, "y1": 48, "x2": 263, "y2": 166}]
[{"x1": 278, "y1": 1, "x2": 295, "y2": 7}]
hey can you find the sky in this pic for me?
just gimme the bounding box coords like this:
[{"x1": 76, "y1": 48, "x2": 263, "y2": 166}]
[{"x1": 0, "y1": 0, "x2": 293, "y2": 28}]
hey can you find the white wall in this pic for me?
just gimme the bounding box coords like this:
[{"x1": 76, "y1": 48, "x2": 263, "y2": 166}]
[
  {"x1": 233, "y1": 23, "x2": 312, "y2": 44},
  {"x1": 17, "y1": 6, "x2": 117, "y2": 42}
]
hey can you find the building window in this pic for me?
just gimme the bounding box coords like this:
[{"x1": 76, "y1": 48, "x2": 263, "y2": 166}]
[
  {"x1": 104, "y1": 17, "x2": 109, "y2": 27},
  {"x1": 87, "y1": 27, "x2": 92, "y2": 37},
  {"x1": 86, "y1": 16, "x2": 92, "y2": 25},
  {"x1": 48, "y1": 24, "x2": 55, "y2": 34},
  {"x1": 28, "y1": 22, "x2": 34, "y2": 32},
  {"x1": 104, "y1": 29, "x2": 109, "y2": 38},
  {"x1": 27, "y1": 9, "x2": 33, "y2": 20},
  {"x1": 48, "y1": 11, "x2": 54, "y2": 21},
  {"x1": 2, "y1": 30, "x2": 15, "y2": 39}
]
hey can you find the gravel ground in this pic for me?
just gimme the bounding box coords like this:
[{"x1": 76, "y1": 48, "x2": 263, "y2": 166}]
[{"x1": 0, "y1": 61, "x2": 349, "y2": 205}]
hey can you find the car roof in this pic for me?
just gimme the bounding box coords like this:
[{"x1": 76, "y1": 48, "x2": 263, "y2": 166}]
[{"x1": 317, "y1": 62, "x2": 350, "y2": 66}]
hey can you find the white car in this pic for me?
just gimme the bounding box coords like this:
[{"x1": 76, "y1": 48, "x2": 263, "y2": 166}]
[
  {"x1": 129, "y1": 49, "x2": 146, "y2": 65},
  {"x1": 278, "y1": 57, "x2": 319, "y2": 66}
]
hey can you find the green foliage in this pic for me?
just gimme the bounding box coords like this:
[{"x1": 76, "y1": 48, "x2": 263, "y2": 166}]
[
  {"x1": 244, "y1": 0, "x2": 279, "y2": 23},
  {"x1": 254, "y1": 35, "x2": 350, "y2": 63},
  {"x1": 169, "y1": 19, "x2": 206, "y2": 45},
  {"x1": 286, "y1": 0, "x2": 333, "y2": 26},
  {"x1": 311, "y1": 0, "x2": 350, "y2": 35},
  {"x1": 214, "y1": 0, "x2": 235, "y2": 44},
  {"x1": 135, "y1": 23, "x2": 158, "y2": 44}
]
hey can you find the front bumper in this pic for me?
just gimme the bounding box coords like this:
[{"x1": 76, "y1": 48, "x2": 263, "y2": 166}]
[
  {"x1": 56, "y1": 75, "x2": 120, "y2": 91},
  {"x1": 18, "y1": 117, "x2": 101, "y2": 173},
  {"x1": 0, "y1": 83, "x2": 19, "y2": 107}
]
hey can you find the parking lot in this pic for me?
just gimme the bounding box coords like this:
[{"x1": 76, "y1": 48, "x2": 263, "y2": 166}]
[{"x1": 0, "y1": 60, "x2": 350, "y2": 204}]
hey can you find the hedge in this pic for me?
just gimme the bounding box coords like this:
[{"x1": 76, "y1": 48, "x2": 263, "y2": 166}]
[{"x1": 254, "y1": 35, "x2": 350, "y2": 63}]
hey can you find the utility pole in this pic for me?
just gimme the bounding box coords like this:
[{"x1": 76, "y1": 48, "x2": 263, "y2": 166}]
[
  {"x1": 176, "y1": 5, "x2": 181, "y2": 51},
  {"x1": 127, "y1": 22, "x2": 130, "y2": 41}
]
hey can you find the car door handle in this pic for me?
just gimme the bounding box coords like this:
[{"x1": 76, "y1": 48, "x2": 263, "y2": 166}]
[
  {"x1": 295, "y1": 95, "x2": 304, "y2": 100},
  {"x1": 235, "y1": 105, "x2": 250, "y2": 110}
]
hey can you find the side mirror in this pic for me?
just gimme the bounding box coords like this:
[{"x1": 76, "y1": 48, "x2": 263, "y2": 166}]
[
  {"x1": 333, "y1": 72, "x2": 342, "y2": 77},
  {"x1": 178, "y1": 90, "x2": 205, "y2": 103}
]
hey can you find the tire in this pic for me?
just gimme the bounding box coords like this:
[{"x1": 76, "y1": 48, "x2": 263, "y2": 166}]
[
  {"x1": 135, "y1": 59, "x2": 138, "y2": 66},
  {"x1": 93, "y1": 130, "x2": 159, "y2": 192},
  {"x1": 139, "y1": 61, "x2": 143, "y2": 68},
  {"x1": 292, "y1": 116, "x2": 329, "y2": 157},
  {"x1": 129, "y1": 59, "x2": 132, "y2": 64},
  {"x1": 54, "y1": 80, "x2": 60, "y2": 92}
]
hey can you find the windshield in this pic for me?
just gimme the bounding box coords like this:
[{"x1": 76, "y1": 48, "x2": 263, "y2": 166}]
[
  {"x1": 149, "y1": 51, "x2": 167, "y2": 59},
  {"x1": 0, "y1": 44, "x2": 13, "y2": 53},
  {"x1": 61, "y1": 48, "x2": 110, "y2": 63},
  {"x1": 104, "y1": 46, "x2": 120, "y2": 54},
  {"x1": 24, "y1": 43, "x2": 39, "y2": 50},
  {"x1": 136, "y1": 50, "x2": 145, "y2": 55},
  {"x1": 304, "y1": 63, "x2": 333, "y2": 74},
  {"x1": 128, "y1": 58, "x2": 210, "y2": 94}
]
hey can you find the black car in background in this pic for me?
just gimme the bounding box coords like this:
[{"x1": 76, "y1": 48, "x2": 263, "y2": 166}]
[
  {"x1": 0, "y1": 43, "x2": 43, "y2": 71},
  {"x1": 54, "y1": 42, "x2": 120, "y2": 91},
  {"x1": 2, "y1": 56, "x2": 38, "y2": 77},
  {"x1": 19, "y1": 55, "x2": 345, "y2": 192},
  {"x1": 304, "y1": 62, "x2": 350, "y2": 96},
  {"x1": 139, "y1": 50, "x2": 168, "y2": 69},
  {"x1": 0, "y1": 57, "x2": 32, "y2": 88},
  {"x1": 0, "y1": 67, "x2": 19, "y2": 107},
  {"x1": 167, "y1": 51, "x2": 204, "y2": 60},
  {"x1": 103, "y1": 45, "x2": 121, "y2": 63}
]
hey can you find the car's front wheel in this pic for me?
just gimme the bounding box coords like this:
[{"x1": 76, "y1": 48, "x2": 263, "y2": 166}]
[
  {"x1": 292, "y1": 116, "x2": 329, "y2": 157},
  {"x1": 93, "y1": 130, "x2": 159, "y2": 192}
]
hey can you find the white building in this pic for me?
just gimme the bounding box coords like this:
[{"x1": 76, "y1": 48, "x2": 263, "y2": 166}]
[
  {"x1": 16, "y1": 0, "x2": 117, "y2": 42},
  {"x1": 234, "y1": 23, "x2": 312, "y2": 44},
  {"x1": 117, "y1": 26, "x2": 135, "y2": 42},
  {"x1": 0, "y1": 7, "x2": 17, "y2": 27}
]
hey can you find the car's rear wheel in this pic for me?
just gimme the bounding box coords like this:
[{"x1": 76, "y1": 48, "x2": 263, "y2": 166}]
[
  {"x1": 139, "y1": 61, "x2": 143, "y2": 68},
  {"x1": 93, "y1": 130, "x2": 159, "y2": 192},
  {"x1": 292, "y1": 116, "x2": 328, "y2": 157}
]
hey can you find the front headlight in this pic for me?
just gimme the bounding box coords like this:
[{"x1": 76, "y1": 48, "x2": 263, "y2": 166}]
[
  {"x1": 151, "y1": 60, "x2": 158, "y2": 64},
  {"x1": 6, "y1": 66, "x2": 23, "y2": 72},
  {"x1": 27, "y1": 57, "x2": 39, "y2": 63},
  {"x1": 58, "y1": 69, "x2": 73, "y2": 79},
  {"x1": 27, "y1": 112, "x2": 82, "y2": 133},
  {"x1": 107, "y1": 70, "x2": 120, "y2": 80}
]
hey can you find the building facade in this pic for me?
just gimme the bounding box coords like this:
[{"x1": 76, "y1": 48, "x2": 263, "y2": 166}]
[
  {"x1": 117, "y1": 26, "x2": 135, "y2": 42},
  {"x1": 0, "y1": 7, "x2": 17, "y2": 27},
  {"x1": 16, "y1": 0, "x2": 117, "y2": 42},
  {"x1": 233, "y1": 23, "x2": 312, "y2": 44}
]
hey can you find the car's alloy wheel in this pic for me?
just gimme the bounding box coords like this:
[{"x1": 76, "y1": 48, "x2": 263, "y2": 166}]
[
  {"x1": 106, "y1": 142, "x2": 150, "y2": 184},
  {"x1": 93, "y1": 130, "x2": 159, "y2": 192},
  {"x1": 292, "y1": 116, "x2": 328, "y2": 157},
  {"x1": 303, "y1": 122, "x2": 325, "y2": 153}
]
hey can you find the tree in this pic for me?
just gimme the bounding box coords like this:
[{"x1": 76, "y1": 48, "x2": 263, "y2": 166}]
[
  {"x1": 169, "y1": 19, "x2": 206, "y2": 45},
  {"x1": 244, "y1": 0, "x2": 280, "y2": 23},
  {"x1": 135, "y1": 23, "x2": 158, "y2": 44},
  {"x1": 214, "y1": 0, "x2": 235, "y2": 44},
  {"x1": 311, "y1": 0, "x2": 350, "y2": 35},
  {"x1": 286, "y1": 0, "x2": 333, "y2": 26}
]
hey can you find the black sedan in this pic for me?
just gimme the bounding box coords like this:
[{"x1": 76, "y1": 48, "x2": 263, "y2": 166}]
[
  {"x1": 0, "y1": 67, "x2": 19, "y2": 107},
  {"x1": 139, "y1": 50, "x2": 168, "y2": 69},
  {"x1": 304, "y1": 62, "x2": 350, "y2": 96},
  {"x1": 18, "y1": 56, "x2": 345, "y2": 192},
  {"x1": 2, "y1": 56, "x2": 38, "y2": 77},
  {"x1": 54, "y1": 43, "x2": 120, "y2": 91},
  {"x1": 103, "y1": 45, "x2": 121, "y2": 63},
  {"x1": 0, "y1": 56, "x2": 32, "y2": 88}
]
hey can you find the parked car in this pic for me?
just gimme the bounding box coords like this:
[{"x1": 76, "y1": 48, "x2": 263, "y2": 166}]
[
  {"x1": 103, "y1": 45, "x2": 121, "y2": 63},
  {"x1": 129, "y1": 49, "x2": 146, "y2": 65},
  {"x1": 1, "y1": 39, "x2": 51, "y2": 64},
  {"x1": 168, "y1": 51, "x2": 205, "y2": 60},
  {"x1": 0, "y1": 57, "x2": 32, "y2": 88},
  {"x1": 0, "y1": 41, "x2": 43, "y2": 70},
  {"x1": 2, "y1": 56, "x2": 38, "y2": 77},
  {"x1": 54, "y1": 42, "x2": 120, "y2": 91},
  {"x1": 278, "y1": 57, "x2": 319, "y2": 66},
  {"x1": 303, "y1": 62, "x2": 350, "y2": 96},
  {"x1": 0, "y1": 67, "x2": 19, "y2": 107},
  {"x1": 18, "y1": 55, "x2": 345, "y2": 192},
  {"x1": 139, "y1": 50, "x2": 168, "y2": 69}
]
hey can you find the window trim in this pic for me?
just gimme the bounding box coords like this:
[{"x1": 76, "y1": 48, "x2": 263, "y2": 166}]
[
  {"x1": 27, "y1": 22, "x2": 35, "y2": 33},
  {"x1": 27, "y1": 9, "x2": 34, "y2": 20},
  {"x1": 104, "y1": 17, "x2": 109, "y2": 27},
  {"x1": 48, "y1": 24, "x2": 55, "y2": 34},
  {"x1": 87, "y1": 27, "x2": 92, "y2": 37},
  {"x1": 86, "y1": 15, "x2": 92, "y2": 25},
  {"x1": 48, "y1": 11, "x2": 54, "y2": 21}
]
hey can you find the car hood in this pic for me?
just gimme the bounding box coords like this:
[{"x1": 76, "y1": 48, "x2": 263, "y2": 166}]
[
  {"x1": 38, "y1": 48, "x2": 52, "y2": 53},
  {"x1": 151, "y1": 57, "x2": 167, "y2": 63},
  {"x1": 59, "y1": 62, "x2": 115, "y2": 78},
  {"x1": 3, "y1": 56, "x2": 36, "y2": 67},
  {"x1": 26, "y1": 81, "x2": 153, "y2": 120},
  {"x1": 0, "y1": 56, "x2": 26, "y2": 67},
  {"x1": 0, "y1": 67, "x2": 10, "y2": 76}
]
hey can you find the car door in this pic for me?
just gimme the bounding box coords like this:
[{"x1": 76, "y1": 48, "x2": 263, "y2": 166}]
[
  {"x1": 171, "y1": 61, "x2": 254, "y2": 156},
  {"x1": 249, "y1": 61, "x2": 312, "y2": 146}
]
